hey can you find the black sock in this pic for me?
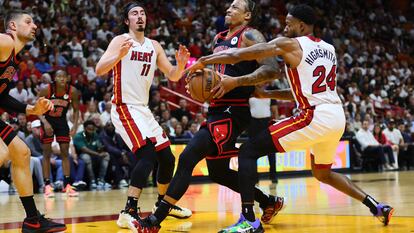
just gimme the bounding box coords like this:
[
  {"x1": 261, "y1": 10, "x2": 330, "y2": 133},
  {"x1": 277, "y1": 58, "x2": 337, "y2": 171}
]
[
  {"x1": 156, "y1": 194, "x2": 165, "y2": 206},
  {"x1": 242, "y1": 203, "x2": 255, "y2": 222},
  {"x1": 125, "y1": 196, "x2": 138, "y2": 211},
  {"x1": 44, "y1": 179, "x2": 51, "y2": 186},
  {"x1": 257, "y1": 191, "x2": 271, "y2": 209},
  {"x1": 64, "y1": 176, "x2": 71, "y2": 186},
  {"x1": 153, "y1": 200, "x2": 172, "y2": 223},
  {"x1": 20, "y1": 196, "x2": 38, "y2": 219},
  {"x1": 363, "y1": 195, "x2": 379, "y2": 215}
]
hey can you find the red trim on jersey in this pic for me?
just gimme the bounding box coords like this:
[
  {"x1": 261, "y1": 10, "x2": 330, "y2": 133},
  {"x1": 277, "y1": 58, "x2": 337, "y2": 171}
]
[
  {"x1": 116, "y1": 104, "x2": 146, "y2": 153},
  {"x1": 112, "y1": 62, "x2": 122, "y2": 105},
  {"x1": 269, "y1": 108, "x2": 314, "y2": 151},
  {"x1": 0, "y1": 126, "x2": 13, "y2": 141},
  {"x1": 307, "y1": 35, "x2": 321, "y2": 42},
  {"x1": 56, "y1": 136, "x2": 71, "y2": 143},
  {"x1": 237, "y1": 27, "x2": 252, "y2": 48},
  {"x1": 217, "y1": 26, "x2": 248, "y2": 40},
  {"x1": 310, "y1": 153, "x2": 333, "y2": 169},
  {"x1": 287, "y1": 68, "x2": 311, "y2": 109},
  {"x1": 155, "y1": 140, "x2": 171, "y2": 152}
]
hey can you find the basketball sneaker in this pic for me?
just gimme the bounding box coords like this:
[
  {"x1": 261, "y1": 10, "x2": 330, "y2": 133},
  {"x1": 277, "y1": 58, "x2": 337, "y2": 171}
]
[
  {"x1": 62, "y1": 184, "x2": 79, "y2": 197},
  {"x1": 44, "y1": 184, "x2": 55, "y2": 198},
  {"x1": 117, "y1": 208, "x2": 140, "y2": 229},
  {"x1": 218, "y1": 214, "x2": 264, "y2": 233},
  {"x1": 129, "y1": 214, "x2": 161, "y2": 233},
  {"x1": 375, "y1": 204, "x2": 394, "y2": 226},
  {"x1": 152, "y1": 202, "x2": 192, "y2": 219},
  {"x1": 22, "y1": 212, "x2": 66, "y2": 233},
  {"x1": 261, "y1": 196, "x2": 285, "y2": 224}
]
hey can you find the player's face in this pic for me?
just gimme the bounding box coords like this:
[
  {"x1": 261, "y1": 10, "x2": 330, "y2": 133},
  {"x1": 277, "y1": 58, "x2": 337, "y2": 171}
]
[
  {"x1": 283, "y1": 14, "x2": 303, "y2": 38},
  {"x1": 15, "y1": 14, "x2": 37, "y2": 42},
  {"x1": 126, "y1": 6, "x2": 146, "y2": 32},
  {"x1": 225, "y1": 0, "x2": 250, "y2": 26},
  {"x1": 55, "y1": 71, "x2": 67, "y2": 86}
]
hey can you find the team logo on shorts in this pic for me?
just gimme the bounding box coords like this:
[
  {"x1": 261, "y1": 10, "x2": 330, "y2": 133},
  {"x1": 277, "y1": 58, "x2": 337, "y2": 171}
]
[{"x1": 231, "y1": 37, "x2": 238, "y2": 45}]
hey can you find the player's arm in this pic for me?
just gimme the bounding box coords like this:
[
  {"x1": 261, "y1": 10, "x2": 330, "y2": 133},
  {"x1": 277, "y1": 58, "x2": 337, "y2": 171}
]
[
  {"x1": 153, "y1": 40, "x2": 190, "y2": 82},
  {"x1": 188, "y1": 37, "x2": 295, "y2": 72},
  {"x1": 210, "y1": 29, "x2": 281, "y2": 98},
  {"x1": 0, "y1": 34, "x2": 14, "y2": 61},
  {"x1": 254, "y1": 86, "x2": 294, "y2": 101},
  {"x1": 95, "y1": 35, "x2": 132, "y2": 76},
  {"x1": 36, "y1": 86, "x2": 54, "y2": 135},
  {"x1": 70, "y1": 87, "x2": 80, "y2": 135}
]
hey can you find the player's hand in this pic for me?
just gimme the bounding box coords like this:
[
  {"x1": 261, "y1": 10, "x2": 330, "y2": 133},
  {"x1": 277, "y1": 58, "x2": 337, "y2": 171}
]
[
  {"x1": 211, "y1": 74, "x2": 237, "y2": 99},
  {"x1": 70, "y1": 127, "x2": 77, "y2": 137},
  {"x1": 119, "y1": 37, "x2": 133, "y2": 59},
  {"x1": 28, "y1": 97, "x2": 54, "y2": 115},
  {"x1": 44, "y1": 122, "x2": 54, "y2": 136},
  {"x1": 185, "y1": 59, "x2": 205, "y2": 76},
  {"x1": 175, "y1": 44, "x2": 190, "y2": 69}
]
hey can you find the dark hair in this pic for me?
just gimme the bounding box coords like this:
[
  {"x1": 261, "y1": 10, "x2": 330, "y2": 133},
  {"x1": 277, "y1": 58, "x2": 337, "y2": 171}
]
[
  {"x1": 289, "y1": 4, "x2": 316, "y2": 25},
  {"x1": 243, "y1": 0, "x2": 259, "y2": 26},
  {"x1": 83, "y1": 120, "x2": 96, "y2": 128},
  {"x1": 119, "y1": 1, "x2": 145, "y2": 34},
  {"x1": 4, "y1": 9, "x2": 31, "y2": 30}
]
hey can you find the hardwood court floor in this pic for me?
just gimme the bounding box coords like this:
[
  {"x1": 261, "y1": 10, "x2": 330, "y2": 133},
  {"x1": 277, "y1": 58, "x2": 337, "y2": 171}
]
[{"x1": 1, "y1": 171, "x2": 413, "y2": 232}]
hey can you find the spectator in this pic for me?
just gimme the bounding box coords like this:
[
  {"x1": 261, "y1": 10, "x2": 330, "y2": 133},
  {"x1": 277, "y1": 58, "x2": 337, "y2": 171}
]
[
  {"x1": 99, "y1": 121, "x2": 136, "y2": 188},
  {"x1": 397, "y1": 123, "x2": 414, "y2": 170},
  {"x1": 34, "y1": 55, "x2": 53, "y2": 74},
  {"x1": 356, "y1": 120, "x2": 394, "y2": 171},
  {"x1": 9, "y1": 80, "x2": 28, "y2": 104},
  {"x1": 73, "y1": 120, "x2": 110, "y2": 190},
  {"x1": 100, "y1": 102, "x2": 111, "y2": 125},
  {"x1": 172, "y1": 99, "x2": 192, "y2": 121}
]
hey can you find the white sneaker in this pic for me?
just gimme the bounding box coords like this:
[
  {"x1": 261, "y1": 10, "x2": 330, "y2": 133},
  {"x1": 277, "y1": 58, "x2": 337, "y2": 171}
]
[
  {"x1": 153, "y1": 204, "x2": 192, "y2": 219},
  {"x1": 119, "y1": 179, "x2": 129, "y2": 187},
  {"x1": 117, "y1": 209, "x2": 139, "y2": 229}
]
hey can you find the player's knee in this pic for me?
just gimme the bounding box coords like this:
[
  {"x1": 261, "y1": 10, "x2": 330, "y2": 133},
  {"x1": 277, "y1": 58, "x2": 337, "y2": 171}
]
[
  {"x1": 158, "y1": 148, "x2": 175, "y2": 167},
  {"x1": 13, "y1": 146, "x2": 31, "y2": 166},
  {"x1": 312, "y1": 169, "x2": 332, "y2": 184}
]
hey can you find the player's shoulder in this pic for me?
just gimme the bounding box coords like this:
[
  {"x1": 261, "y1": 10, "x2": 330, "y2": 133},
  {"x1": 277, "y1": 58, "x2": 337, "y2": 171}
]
[
  {"x1": 242, "y1": 27, "x2": 266, "y2": 45},
  {"x1": 110, "y1": 34, "x2": 130, "y2": 44},
  {"x1": 0, "y1": 33, "x2": 15, "y2": 53}
]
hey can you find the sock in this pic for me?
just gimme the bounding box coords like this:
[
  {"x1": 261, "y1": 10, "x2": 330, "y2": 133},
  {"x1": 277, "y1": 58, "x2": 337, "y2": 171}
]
[
  {"x1": 125, "y1": 196, "x2": 138, "y2": 211},
  {"x1": 257, "y1": 191, "x2": 270, "y2": 209},
  {"x1": 153, "y1": 200, "x2": 172, "y2": 223},
  {"x1": 156, "y1": 194, "x2": 165, "y2": 206},
  {"x1": 242, "y1": 203, "x2": 255, "y2": 222},
  {"x1": 20, "y1": 196, "x2": 38, "y2": 219},
  {"x1": 44, "y1": 179, "x2": 51, "y2": 186},
  {"x1": 64, "y1": 176, "x2": 71, "y2": 186},
  {"x1": 363, "y1": 195, "x2": 379, "y2": 215}
]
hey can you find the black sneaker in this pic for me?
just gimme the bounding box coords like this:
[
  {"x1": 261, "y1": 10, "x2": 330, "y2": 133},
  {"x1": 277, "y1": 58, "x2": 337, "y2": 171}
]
[
  {"x1": 22, "y1": 212, "x2": 66, "y2": 233},
  {"x1": 129, "y1": 214, "x2": 161, "y2": 233},
  {"x1": 374, "y1": 204, "x2": 395, "y2": 226},
  {"x1": 261, "y1": 196, "x2": 285, "y2": 224}
]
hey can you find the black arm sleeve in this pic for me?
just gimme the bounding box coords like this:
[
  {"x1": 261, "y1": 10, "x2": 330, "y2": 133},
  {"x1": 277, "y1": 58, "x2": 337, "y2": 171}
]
[{"x1": 0, "y1": 94, "x2": 27, "y2": 113}]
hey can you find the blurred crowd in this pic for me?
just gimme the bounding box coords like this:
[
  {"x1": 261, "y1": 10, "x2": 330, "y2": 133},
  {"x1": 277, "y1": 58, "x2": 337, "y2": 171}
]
[{"x1": 0, "y1": 0, "x2": 413, "y2": 192}]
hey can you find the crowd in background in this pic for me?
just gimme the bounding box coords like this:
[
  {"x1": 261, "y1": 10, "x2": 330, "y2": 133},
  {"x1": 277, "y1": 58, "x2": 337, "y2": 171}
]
[{"x1": 0, "y1": 0, "x2": 413, "y2": 193}]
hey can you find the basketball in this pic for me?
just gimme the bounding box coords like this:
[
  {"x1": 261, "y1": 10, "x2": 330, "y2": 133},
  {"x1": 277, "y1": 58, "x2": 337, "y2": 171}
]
[{"x1": 187, "y1": 68, "x2": 221, "y2": 102}]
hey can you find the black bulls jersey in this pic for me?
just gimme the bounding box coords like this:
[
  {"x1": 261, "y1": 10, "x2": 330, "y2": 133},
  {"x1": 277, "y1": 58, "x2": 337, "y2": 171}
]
[
  {"x1": 211, "y1": 26, "x2": 258, "y2": 107},
  {"x1": 45, "y1": 84, "x2": 72, "y2": 120},
  {"x1": 0, "y1": 38, "x2": 19, "y2": 96}
]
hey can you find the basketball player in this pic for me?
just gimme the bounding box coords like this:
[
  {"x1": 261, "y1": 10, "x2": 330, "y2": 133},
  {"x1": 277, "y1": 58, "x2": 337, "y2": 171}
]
[
  {"x1": 0, "y1": 9, "x2": 66, "y2": 233},
  {"x1": 133, "y1": 1, "x2": 285, "y2": 232},
  {"x1": 188, "y1": 4, "x2": 395, "y2": 232},
  {"x1": 38, "y1": 69, "x2": 80, "y2": 198},
  {"x1": 95, "y1": 2, "x2": 192, "y2": 230}
]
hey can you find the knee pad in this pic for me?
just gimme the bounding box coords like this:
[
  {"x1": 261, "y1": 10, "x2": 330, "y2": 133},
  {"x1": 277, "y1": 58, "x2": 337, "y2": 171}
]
[
  {"x1": 130, "y1": 142, "x2": 157, "y2": 189},
  {"x1": 156, "y1": 147, "x2": 175, "y2": 184}
]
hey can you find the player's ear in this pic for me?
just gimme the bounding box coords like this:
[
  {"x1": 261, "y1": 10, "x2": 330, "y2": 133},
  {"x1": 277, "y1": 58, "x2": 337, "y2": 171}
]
[
  {"x1": 245, "y1": 11, "x2": 251, "y2": 21},
  {"x1": 300, "y1": 22, "x2": 305, "y2": 33},
  {"x1": 124, "y1": 19, "x2": 129, "y2": 26},
  {"x1": 8, "y1": 21, "x2": 17, "y2": 32}
]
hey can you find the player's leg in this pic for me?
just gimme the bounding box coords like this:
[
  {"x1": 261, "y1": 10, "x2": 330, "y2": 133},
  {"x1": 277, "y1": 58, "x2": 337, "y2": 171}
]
[
  {"x1": 59, "y1": 140, "x2": 79, "y2": 196},
  {"x1": 41, "y1": 132, "x2": 54, "y2": 197},
  {"x1": 8, "y1": 136, "x2": 66, "y2": 232},
  {"x1": 131, "y1": 128, "x2": 214, "y2": 231},
  {"x1": 311, "y1": 142, "x2": 394, "y2": 226},
  {"x1": 207, "y1": 158, "x2": 284, "y2": 224},
  {"x1": 154, "y1": 146, "x2": 192, "y2": 219}
]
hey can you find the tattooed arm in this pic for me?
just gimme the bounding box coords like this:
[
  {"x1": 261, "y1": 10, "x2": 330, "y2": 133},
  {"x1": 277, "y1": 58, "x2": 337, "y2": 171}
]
[{"x1": 210, "y1": 29, "x2": 281, "y2": 98}]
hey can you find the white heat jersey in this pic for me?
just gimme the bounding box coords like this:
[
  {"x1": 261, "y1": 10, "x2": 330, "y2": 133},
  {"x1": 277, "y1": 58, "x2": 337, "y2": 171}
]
[
  {"x1": 285, "y1": 36, "x2": 342, "y2": 109},
  {"x1": 112, "y1": 34, "x2": 157, "y2": 106}
]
